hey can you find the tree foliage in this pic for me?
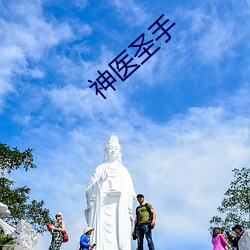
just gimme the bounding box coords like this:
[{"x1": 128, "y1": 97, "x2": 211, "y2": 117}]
[
  {"x1": 0, "y1": 144, "x2": 36, "y2": 175},
  {"x1": 0, "y1": 143, "x2": 52, "y2": 233},
  {"x1": 210, "y1": 167, "x2": 250, "y2": 232}
]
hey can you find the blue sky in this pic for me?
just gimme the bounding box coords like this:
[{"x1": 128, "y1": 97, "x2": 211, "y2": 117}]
[{"x1": 0, "y1": 0, "x2": 250, "y2": 249}]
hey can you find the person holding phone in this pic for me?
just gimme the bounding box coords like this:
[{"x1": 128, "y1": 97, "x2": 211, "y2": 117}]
[{"x1": 79, "y1": 227, "x2": 96, "y2": 250}]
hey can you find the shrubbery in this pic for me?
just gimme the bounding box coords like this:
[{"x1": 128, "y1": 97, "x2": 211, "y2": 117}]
[{"x1": 0, "y1": 234, "x2": 14, "y2": 247}]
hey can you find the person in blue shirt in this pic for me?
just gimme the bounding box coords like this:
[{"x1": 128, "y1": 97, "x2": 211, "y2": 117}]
[{"x1": 79, "y1": 227, "x2": 96, "y2": 250}]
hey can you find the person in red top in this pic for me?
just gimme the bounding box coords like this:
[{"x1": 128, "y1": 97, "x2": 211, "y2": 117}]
[{"x1": 212, "y1": 227, "x2": 232, "y2": 250}]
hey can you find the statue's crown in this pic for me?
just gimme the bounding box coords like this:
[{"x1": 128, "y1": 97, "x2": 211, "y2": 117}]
[{"x1": 109, "y1": 135, "x2": 119, "y2": 144}]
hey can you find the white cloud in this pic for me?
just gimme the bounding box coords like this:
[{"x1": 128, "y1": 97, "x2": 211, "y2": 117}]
[
  {"x1": 0, "y1": 1, "x2": 75, "y2": 111},
  {"x1": 174, "y1": 6, "x2": 245, "y2": 65},
  {"x1": 1, "y1": 2, "x2": 73, "y2": 58},
  {"x1": 196, "y1": 20, "x2": 235, "y2": 62},
  {"x1": 218, "y1": 83, "x2": 250, "y2": 115},
  {"x1": 73, "y1": 0, "x2": 87, "y2": 9},
  {"x1": 43, "y1": 45, "x2": 131, "y2": 120},
  {"x1": 112, "y1": 0, "x2": 149, "y2": 26}
]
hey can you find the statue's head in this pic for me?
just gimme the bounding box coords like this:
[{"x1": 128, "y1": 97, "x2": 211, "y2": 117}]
[{"x1": 104, "y1": 135, "x2": 122, "y2": 163}]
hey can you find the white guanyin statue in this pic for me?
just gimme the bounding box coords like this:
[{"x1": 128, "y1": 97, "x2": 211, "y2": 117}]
[{"x1": 85, "y1": 135, "x2": 136, "y2": 250}]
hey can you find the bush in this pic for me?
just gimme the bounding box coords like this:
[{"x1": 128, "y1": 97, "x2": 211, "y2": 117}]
[{"x1": 0, "y1": 234, "x2": 14, "y2": 247}]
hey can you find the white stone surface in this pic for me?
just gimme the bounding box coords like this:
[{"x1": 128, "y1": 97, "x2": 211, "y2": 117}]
[
  {"x1": 13, "y1": 220, "x2": 38, "y2": 250},
  {"x1": 2, "y1": 245, "x2": 26, "y2": 250},
  {"x1": 239, "y1": 229, "x2": 250, "y2": 250},
  {"x1": 0, "y1": 203, "x2": 15, "y2": 235},
  {"x1": 0, "y1": 203, "x2": 11, "y2": 218},
  {"x1": 0, "y1": 218, "x2": 15, "y2": 235},
  {"x1": 85, "y1": 135, "x2": 136, "y2": 250},
  {"x1": 0, "y1": 203, "x2": 38, "y2": 250}
]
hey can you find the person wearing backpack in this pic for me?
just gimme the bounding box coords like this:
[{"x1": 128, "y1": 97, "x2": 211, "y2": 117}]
[{"x1": 132, "y1": 194, "x2": 156, "y2": 250}]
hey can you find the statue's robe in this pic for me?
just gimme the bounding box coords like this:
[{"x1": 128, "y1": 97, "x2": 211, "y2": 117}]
[
  {"x1": 239, "y1": 229, "x2": 250, "y2": 250},
  {"x1": 85, "y1": 163, "x2": 136, "y2": 250}
]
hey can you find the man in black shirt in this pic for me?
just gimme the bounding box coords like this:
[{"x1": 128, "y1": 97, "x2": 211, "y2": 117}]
[{"x1": 230, "y1": 224, "x2": 244, "y2": 250}]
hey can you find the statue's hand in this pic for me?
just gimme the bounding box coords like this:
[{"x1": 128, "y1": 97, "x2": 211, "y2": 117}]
[
  {"x1": 129, "y1": 213, "x2": 135, "y2": 222},
  {"x1": 86, "y1": 195, "x2": 95, "y2": 208}
]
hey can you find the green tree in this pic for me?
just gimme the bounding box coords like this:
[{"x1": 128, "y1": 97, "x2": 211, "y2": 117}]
[
  {"x1": 210, "y1": 167, "x2": 250, "y2": 232},
  {"x1": 0, "y1": 143, "x2": 52, "y2": 233}
]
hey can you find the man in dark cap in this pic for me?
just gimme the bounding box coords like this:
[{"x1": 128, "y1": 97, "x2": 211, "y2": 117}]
[
  {"x1": 231, "y1": 225, "x2": 244, "y2": 250},
  {"x1": 132, "y1": 194, "x2": 156, "y2": 250}
]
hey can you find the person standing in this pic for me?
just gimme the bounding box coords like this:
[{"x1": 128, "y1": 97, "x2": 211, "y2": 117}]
[
  {"x1": 211, "y1": 227, "x2": 232, "y2": 250},
  {"x1": 231, "y1": 225, "x2": 244, "y2": 250},
  {"x1": 48, "y1": 212, "x2": 66, "y2": 250},
  {"x1": 79, "y1": 227, "x2": 96, "y2": 250},
  {"x1": 133, "y1": 194, "x2": 156, "y2": 250}
]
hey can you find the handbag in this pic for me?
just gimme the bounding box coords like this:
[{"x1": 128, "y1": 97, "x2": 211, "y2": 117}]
[
  {"x1": 62, "y1": 230, "x2": 69, "y2": 242},
  {"x1": 46, "y1": 224, "x2": 52, "y2": 232}
]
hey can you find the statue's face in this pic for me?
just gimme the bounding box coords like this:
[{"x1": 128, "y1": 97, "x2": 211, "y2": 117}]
[{"x1": 107, "y1": 142, "x2": 121, "y2": 160}]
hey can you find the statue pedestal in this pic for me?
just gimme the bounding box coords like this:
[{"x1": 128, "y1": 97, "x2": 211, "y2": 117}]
[
  {"x1": 239, "y1": 229, "x2": 250, "y2": 250},
  {"x1": 1, "y1": 245, "x2": 26, "y2": 250}
]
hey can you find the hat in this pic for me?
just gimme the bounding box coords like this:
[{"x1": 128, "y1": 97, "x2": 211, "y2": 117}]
[
  {"x1": 232, "y1": 225, "x2": 243, "y2": 231},
  {"x1": 136, "y1": 194, "x2": 144, "y2": 198},
  {"x1": 55, "y1": 212, "x2": 63, "y2": 218},
  {"x1": 84, "y1": 227, "x2": 94, "y2": 234}
]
